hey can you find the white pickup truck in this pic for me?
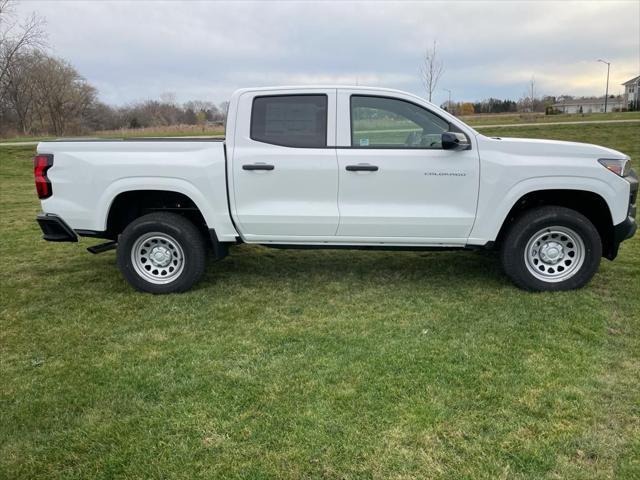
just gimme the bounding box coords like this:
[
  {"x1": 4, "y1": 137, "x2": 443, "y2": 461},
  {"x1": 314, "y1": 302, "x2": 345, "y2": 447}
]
[{"x1": 34, "y1": 86, "x2": 637, "y2": 293}]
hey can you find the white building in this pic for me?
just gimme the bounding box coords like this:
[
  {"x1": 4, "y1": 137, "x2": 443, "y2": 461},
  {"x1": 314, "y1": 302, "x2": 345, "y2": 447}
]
[
  {"x1": 551, "y1": 96, "x2": 625, "y2": 114},
  {"x1": 622, "y1": 75, "x2": 639, "y2": 110}
]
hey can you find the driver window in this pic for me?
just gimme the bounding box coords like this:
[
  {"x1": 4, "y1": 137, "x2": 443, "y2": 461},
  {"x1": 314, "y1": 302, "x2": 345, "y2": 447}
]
[{"x1": 350, "y1": 95, "x2": 450, "y2": 149}]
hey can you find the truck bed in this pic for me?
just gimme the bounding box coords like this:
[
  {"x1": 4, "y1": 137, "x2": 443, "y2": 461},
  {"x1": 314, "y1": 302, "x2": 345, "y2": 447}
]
[{"x1": 36, "y1": 139, "x2": 238, "y2": 241}]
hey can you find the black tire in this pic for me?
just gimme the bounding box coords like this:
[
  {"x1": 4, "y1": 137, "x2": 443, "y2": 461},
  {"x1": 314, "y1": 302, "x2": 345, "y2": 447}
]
[
  {"x1": 500, "y1": 206, "x2": 602, "y2": 291},
  {"x1": 117, "y1": 212, "x2": 207, "y2": 293}
]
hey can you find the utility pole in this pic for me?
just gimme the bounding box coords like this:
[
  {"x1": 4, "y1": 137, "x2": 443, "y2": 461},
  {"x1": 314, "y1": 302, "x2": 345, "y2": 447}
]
[
  {"x1": 443, "y1": 88, "x2": 452, "y2": 114},
  {"x1": 598, "y1": 59, "x2": 611, "y2": 112}
]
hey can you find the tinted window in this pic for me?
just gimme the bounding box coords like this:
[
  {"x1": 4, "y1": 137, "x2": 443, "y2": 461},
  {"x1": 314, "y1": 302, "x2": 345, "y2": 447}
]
[
  {"x1": 351, "y1": 95, "x2": 450, "y2": 149},
  {"x1": 251, "y1": 95, "x2": 327, "y2": 148}
]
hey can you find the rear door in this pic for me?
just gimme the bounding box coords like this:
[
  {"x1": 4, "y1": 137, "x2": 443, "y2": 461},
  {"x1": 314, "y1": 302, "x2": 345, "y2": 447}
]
[
  {"x1": 335, "y1": 90, "x2": 480, "y2": 243},
  {"x1": 230, "y1": 89, "x2": 338, "y2": 241}
]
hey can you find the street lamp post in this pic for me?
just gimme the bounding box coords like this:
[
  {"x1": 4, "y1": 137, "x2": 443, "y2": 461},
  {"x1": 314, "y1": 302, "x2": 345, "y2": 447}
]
[
  {"x1": 443, "y1": 88, "x2": 452, "y2": 114},
  {"x1": 597, "y1": 59, "x2": 611, "y2": 113}
]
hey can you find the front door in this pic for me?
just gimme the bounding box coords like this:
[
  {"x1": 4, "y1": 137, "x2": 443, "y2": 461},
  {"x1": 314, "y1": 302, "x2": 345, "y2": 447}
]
[{"x1": 336, "y1": 91, "x2": 479, "y2": 242}]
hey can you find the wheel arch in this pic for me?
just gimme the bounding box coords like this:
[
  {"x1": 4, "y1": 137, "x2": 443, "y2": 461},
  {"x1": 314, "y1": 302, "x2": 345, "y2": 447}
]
[
  {"x1": 105, "y1": 189, "x2": 208, "y2": 238},
  {"x1": 494, "y1": 188, "x2": 617, "y2": 259},
  {"x1": 102, "y1": 182, "x2": 231, "y2": 259},
  {"x1": 98, "y1": 178, "x2": 218, "y2": 231}
]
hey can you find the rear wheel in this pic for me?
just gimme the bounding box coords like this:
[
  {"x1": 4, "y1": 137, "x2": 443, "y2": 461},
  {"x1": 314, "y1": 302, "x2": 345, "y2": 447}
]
[
  {"x1": 117, "y1": 212, "x2": 206, "y2": 293},
  {"x1": 500, "y1": 206, "x2": 602, "y2": 291}
]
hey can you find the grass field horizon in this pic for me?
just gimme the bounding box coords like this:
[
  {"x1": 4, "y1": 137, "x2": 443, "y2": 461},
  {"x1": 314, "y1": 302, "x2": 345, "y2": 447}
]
[
  {"x1": 1, "y1": 122, "x2": 639, "y2": 478},
  {"x1": 461, "y1": 110, "x2": 640, "y2": 126},
  {"x1": 0, "y1": 123, "x2": 226, "y2": 144}
]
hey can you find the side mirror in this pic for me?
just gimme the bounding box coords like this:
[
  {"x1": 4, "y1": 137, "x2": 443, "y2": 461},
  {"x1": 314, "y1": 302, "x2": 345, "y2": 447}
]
[{"x1": 441, "y1": 131, "x2": 470, "y2": 150}]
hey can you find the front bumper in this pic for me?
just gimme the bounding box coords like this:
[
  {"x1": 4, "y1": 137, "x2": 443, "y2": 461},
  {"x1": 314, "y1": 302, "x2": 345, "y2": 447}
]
[
  {"x1": 608, "y1": 169, "x2": 637, "y2": 258},
  {"x1": 36, "y1": 213, "x2": 78, "y2": 242},
  {"x1": 625, "y1": 168, "x2": 638, "y2": 220},
  {"x1": 614, "y1": 215, "x2": 637, "y2": 243}
]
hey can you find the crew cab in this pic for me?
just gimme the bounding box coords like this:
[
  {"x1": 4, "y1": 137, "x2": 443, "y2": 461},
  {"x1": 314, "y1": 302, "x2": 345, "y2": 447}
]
[{"x1": 34, "y1": 86, "x2": 637, "y2": 293}]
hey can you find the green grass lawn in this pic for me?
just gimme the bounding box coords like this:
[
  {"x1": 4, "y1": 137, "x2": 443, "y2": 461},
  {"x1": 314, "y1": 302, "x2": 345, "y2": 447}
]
[
  {"x1": 462, "y1": 110, "x2": 640, "y2": 126},
  {"x1": 1, "y1": 123, "x2": 639, "y2": 479},
  {"x1": 0, "y1": 125, "x2": 225, "y2": 144}
]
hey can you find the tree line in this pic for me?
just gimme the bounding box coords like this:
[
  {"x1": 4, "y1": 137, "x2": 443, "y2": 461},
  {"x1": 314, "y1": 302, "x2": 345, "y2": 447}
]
[
  {"x1": 444, "y1": 97, "x2": 554, "y2": 116},
  {"x1": 0, "y1": 45, "x2": 228, "y2": 137},
  {"x1": 0, "y1": 46, "x2": 228, "y2": 137},
  {"x1": 0, "y1": 0, "x2": 227, "y2": 137}
]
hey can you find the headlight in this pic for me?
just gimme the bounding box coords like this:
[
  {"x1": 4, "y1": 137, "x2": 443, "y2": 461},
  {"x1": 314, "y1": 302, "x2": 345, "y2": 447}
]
[{"x1": 598, "y1": 158, "x2": 631, "y2": 177}]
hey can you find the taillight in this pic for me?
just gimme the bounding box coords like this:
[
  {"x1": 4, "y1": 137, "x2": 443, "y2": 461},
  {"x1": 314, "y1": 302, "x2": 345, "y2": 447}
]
[{"x1": 34, "y1": 154, "x2": 54, "y2": 199}]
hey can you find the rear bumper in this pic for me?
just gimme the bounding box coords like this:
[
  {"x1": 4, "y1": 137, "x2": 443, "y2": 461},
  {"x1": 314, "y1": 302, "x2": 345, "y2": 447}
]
[{"x1": 36, "y1": 213, "x2": 78, "y2": 242}]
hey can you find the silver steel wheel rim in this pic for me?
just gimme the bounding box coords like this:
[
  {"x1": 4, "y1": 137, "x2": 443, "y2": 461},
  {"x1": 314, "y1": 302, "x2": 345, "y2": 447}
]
[
  {"x1": 524, "y1": 226, "x2": 585, "y2": 283},
  {"x1": 131, "y1": 232, "x2": 185, "y2": 285}
]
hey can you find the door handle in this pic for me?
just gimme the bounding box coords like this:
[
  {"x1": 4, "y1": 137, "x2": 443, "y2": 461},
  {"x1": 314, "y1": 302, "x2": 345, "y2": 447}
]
[
  {"x1": 346, "y1": 164, "x2": 379, "y2": 172},
  {"x1": 242, "y1": 164, "x2": 275, "y2": 171}
]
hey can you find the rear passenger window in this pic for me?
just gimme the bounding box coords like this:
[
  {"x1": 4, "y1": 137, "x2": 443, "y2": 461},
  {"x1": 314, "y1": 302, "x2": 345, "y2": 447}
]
[{"x1": 251, "y1": 95, "x2": 327, "y2": 148}]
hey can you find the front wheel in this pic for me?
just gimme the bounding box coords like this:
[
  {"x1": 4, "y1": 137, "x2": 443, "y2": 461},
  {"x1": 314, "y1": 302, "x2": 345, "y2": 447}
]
[
  {"x1": 117, "y1": 212, "x2": 207, "y2": 293},
  {"x1": 500, "y1": 206, "x2": 602, "y2": 291}
]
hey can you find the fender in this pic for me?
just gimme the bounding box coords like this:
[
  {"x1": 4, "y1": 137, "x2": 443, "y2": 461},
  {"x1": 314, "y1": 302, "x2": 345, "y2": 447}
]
[
  {"x1": 467, "y1": 175, "x2": 620, "y2": 244},
  {"x1": 98, "y1": 177, "x2": 238, "y2": 241}
]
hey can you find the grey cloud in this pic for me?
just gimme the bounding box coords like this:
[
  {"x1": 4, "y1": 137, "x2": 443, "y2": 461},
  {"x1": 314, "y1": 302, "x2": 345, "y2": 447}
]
[{"x1": 18, "y1": 0, "x2": 639, "y2": 106}]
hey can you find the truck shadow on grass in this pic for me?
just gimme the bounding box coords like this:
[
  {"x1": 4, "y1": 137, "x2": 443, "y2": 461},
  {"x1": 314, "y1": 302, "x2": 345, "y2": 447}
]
[
  {"x1": 201, "y1": 245, "x2": 508, "y2": 291},
  {"x1": 42, "y1": 243, "x2": 508, "y2": 295}
]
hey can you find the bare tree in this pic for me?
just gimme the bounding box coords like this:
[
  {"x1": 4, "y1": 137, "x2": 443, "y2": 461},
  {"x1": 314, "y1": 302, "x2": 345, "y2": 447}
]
[
  {"x1": 528, "y1": 76, "x2": 536, "y2": 112},
  {"x1": 420, "y1": 40, "x2": 444, "y2": 103},
  {"x1": 184, "y1": 100, "x2": 220, "y2": 122},
  {"x1": 29, "y1": 52, "x2": 97, "y2": 135},
  {"x1": 0, "y1": 0, "x2": 46, "y2": 86},
  {"x1": 518, "y1": 76, "x2": 538, "y2": 113},
  {"x1": 2, "y1": 49, "x2": 37, "y2": 133},
  {"x1": 218, "y1": 101, "x2": 230, "y2": 125}
]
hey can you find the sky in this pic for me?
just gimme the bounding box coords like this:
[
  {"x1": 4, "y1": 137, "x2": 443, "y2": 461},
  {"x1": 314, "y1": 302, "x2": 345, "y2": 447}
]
[{"x1": 16, "y1": 0, "x2": 640, "y2": 107}]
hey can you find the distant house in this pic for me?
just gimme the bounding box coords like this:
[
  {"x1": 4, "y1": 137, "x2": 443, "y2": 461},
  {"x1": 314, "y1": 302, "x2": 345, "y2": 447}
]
[
  {"x1": 622, "y1": 75, "x2": 639, "y2": 110},
  {"x1": 551, "y1": 96, "x2": 625, "y2": 114}
]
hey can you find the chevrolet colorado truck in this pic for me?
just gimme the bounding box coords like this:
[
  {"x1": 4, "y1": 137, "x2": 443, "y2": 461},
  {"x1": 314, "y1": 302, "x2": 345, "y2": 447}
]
[{"x1": 34, "y1": 86, "x2": 637, "y2": 293}]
